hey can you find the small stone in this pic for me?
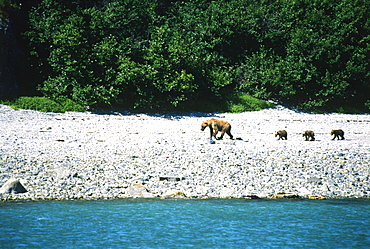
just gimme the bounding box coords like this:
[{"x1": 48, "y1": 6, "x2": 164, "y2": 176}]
[
  {"x1": 209, "y1": 139, "x2": 215, "y2": 144},
  {"x1": 272, "y1": 193, "x2": 300, "y2": 199},
  {"x1": 159, "y1": 176, "x2": 182, "y2": 182},
  {"x1": 126, "y1": 183, "x2": 154, "y2": 198},
  {"x1": 162, "y1": 190, "x2": 186, "y2": 198},
  {"x1": 308, "y1": 195, "x2": 326, "y2": 200}
]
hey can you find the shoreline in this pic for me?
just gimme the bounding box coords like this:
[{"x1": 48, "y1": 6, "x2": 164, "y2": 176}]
[
  {"x1": 3, "y1": 196, "x2": 370, "y2": 203},
  {"x1": 1, "y1": 104, "x2": 369, "y2": 201}
]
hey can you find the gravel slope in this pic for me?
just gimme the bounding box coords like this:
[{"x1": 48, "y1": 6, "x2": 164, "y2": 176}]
[{"x1": 1, "y1": 104, "x2": 369, "y2": 200}]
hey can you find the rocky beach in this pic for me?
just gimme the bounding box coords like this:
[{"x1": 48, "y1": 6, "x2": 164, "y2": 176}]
[{"x1": 0, "y1": 104, "x2": 369, "y2": 201}]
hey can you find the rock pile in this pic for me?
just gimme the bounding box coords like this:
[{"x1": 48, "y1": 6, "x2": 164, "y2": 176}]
[{"x1": 0, "y1": 104, "x2": 369, "y2": 200}]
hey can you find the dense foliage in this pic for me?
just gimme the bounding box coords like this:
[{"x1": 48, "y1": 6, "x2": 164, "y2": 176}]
[
  {"x1": 1, "y1": 96, "x2": 85, "y2": 112},
  {"x1": 24, "y1": 0, "x2": 369, "y2": 111}
]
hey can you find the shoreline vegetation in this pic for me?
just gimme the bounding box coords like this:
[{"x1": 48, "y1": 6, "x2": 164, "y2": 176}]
[
  {"x1": 1, "y1": 104, "x2": 369, "y2": 201},
  {"x1": 0, "y1": 91, "x2": 276, "y2": 114},
  {"x1": 1, "y1": 0, "x2": 369, "y2": 113}
]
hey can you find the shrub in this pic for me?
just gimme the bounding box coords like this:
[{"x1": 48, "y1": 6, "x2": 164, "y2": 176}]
[
  {"x1": 1, "y1": 97, "x2": 85, "y2": 113},
  {"x1": 179, "y1": 90, "x2": 275, "y2": 113}
]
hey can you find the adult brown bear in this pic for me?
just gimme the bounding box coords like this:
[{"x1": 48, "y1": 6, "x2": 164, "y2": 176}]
[
  {"x1": 331, "y1": 129, "x2": 345, "y2": 140},
  {"x1": 201, "y1": 118, "x2": 233, "y2": 140}
]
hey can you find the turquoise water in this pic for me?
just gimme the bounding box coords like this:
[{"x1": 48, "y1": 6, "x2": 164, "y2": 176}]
[{"x1": 1, "y1": 199, "x2": 369, "y2": 248}]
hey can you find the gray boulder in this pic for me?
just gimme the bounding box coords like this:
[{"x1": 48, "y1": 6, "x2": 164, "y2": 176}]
[{"x1": 0, "y1": 178, "x2": 28, "y2": 194}]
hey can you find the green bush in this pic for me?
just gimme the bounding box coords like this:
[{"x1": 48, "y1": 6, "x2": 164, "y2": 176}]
[
  {"x1": 236, "y1": 0, "x2": 370, "y2": 111},
  {"x1": 1, "y1": 97, "x2": 85, "y2": 113},
  {"x1": 179, "y1": 90, "x2": 275, "y2": 113},
  {"x1": 225, "y1": 92, "x2": 275, "y2": 113}
]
